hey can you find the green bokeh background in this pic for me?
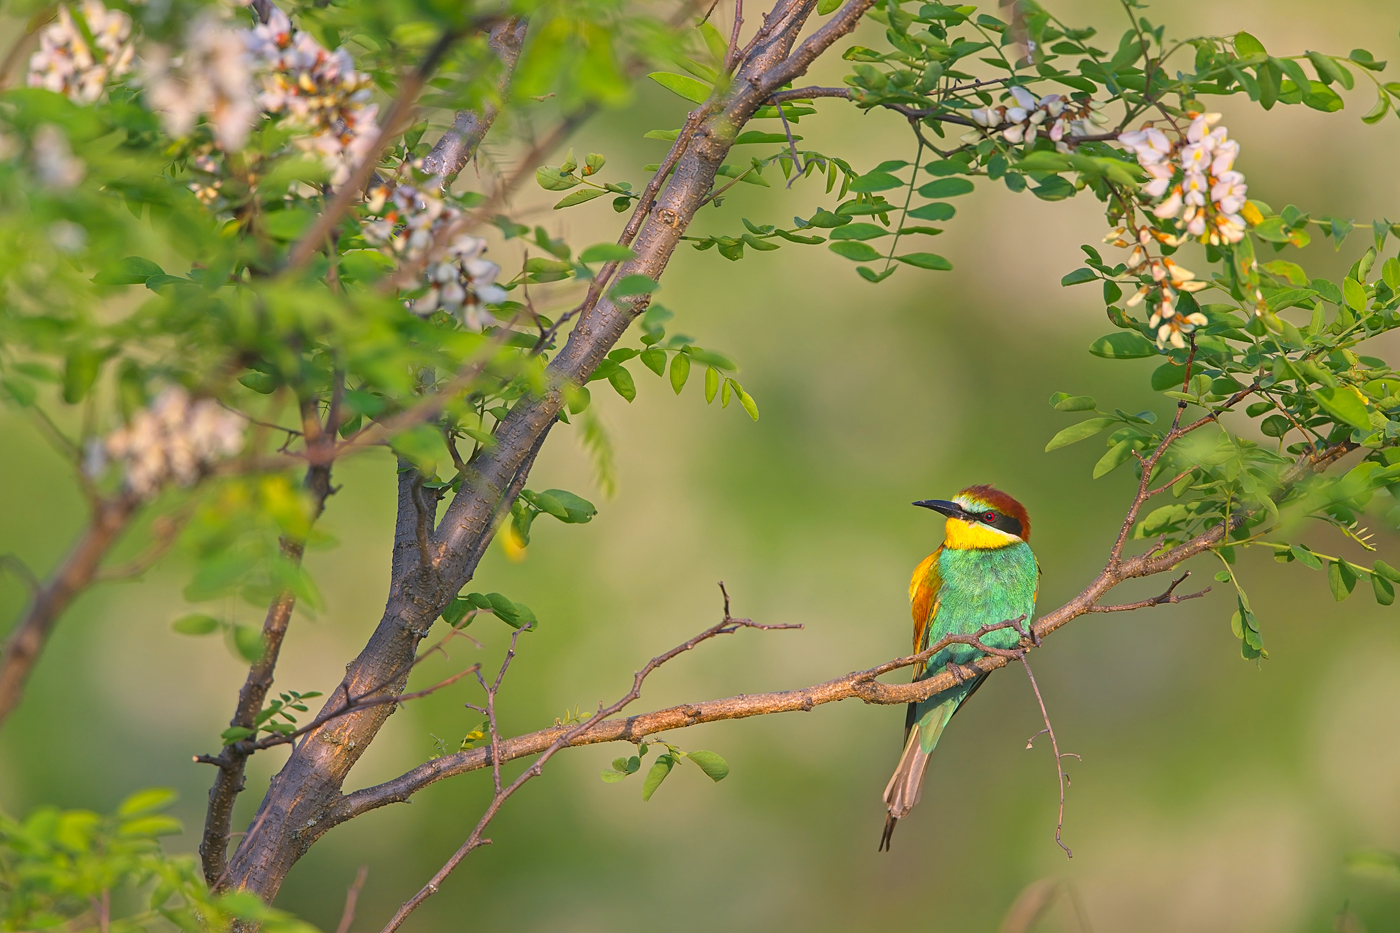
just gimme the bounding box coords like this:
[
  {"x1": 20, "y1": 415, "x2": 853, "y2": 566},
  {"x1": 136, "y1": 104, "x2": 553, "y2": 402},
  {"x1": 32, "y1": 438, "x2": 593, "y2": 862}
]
[{"x1": 4, "y1": 1, "x2": 1400, "y2": 930}]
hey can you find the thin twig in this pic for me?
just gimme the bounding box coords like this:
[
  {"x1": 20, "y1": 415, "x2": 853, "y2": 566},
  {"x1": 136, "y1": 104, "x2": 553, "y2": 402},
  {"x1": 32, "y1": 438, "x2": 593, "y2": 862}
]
[
  {"x1": 375, "y1": 584, "x2": 799, "y2": 933},
  {"x1": 335, "y1": 866, "x2": 370, "y2": 933},
  {"x1": 1086, "y1": 570, "x2": 1207, "y2": 612},
  {"x1": 1020, "y1": 653, "x2": 1076, "y2": 858}
]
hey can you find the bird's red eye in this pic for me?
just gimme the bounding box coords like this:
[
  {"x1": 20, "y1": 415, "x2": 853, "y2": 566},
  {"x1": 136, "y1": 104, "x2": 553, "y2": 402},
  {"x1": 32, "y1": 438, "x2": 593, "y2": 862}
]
[{"x1": 984, "y1": 511, "x2": 996, "y2": 523}]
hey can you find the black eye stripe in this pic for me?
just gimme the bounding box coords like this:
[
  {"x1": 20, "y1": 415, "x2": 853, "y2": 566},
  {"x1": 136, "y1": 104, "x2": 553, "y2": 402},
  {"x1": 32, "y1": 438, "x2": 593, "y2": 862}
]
[{"x1": 963, "y1": 506, "x2": 1022, "y2": 538}]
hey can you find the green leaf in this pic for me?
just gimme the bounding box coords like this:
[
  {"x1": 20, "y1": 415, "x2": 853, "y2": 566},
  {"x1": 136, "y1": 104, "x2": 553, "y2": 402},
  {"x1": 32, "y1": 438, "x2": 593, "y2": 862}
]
[
  {"x1": 93, "y1": 256, "x2": 164, "y2": 287},
  {"x1": 849, "y1": 171, "x2": 904, "y2": 192},
  {"x1": 894, "y1": 253, "x2": 952, "y2": 271},
  {"x1": 1328, "y1": 559, "x2": 1356, "y2": 600},
  {"x1": 907, "y1": 202, "x2": 956, "y2": 222},
  {"x1": 669, "y1": 351, "x2": 690, "y2": 394},
  {"x1": 1052, "y1": 394, "x2": 1096, "y2": 411},
  {"x1": 817, "y1": 0, "x2": 842, "y2": 12},
  {"x1": 686, "y1": 750, "x2": 730, "y2": 781},
  {"x1": 442, "y1": 596, "x2": 475, "y2": 627},
  {"x1": 1234, "y1": 31, "x2": 1267, "y2": 58},
  {"x1": 62, "y1": 348, "x2": 102, "y2": 403},
  {"x1": 608, "y1": 366, "x2": 636, "y2": 402},
  {"x1": 639, "y1": 347, "x2": 666, "y2": 376},
  {"x1": 705, "y1": 367, "x2": 720, "y2": 403},
  {"x1": 828, "y1": 241, "x2": 883, "y2": 261},
  {"x1": 118, "y1": 815, "x2": 183, "y2": 838},
  {"x1": 119, "y1": 787, "x2": 176, "y2": 817},
  {"x1": 233, "y1": 625, "x2": 265, "y2": 663},
  {"x1": 737, "y1": 387, "x2": 759, "y2": 421},
  {"x1": 1061, "y1": 268, "x2": 1098, "y2": 286},
  {"x1": 1373, "y1": 573, "x2": 1395, "y2": 605},
  {"x1": 172, "y1": 613, "x2": 221, "y2": 636},
  {"x1": 553, "y1": 188, "x2": 606, "y2": 209},
  {"x1": 827, "y1": 222, "x2": 891, "y2": 241},
  {"x1": 263, "y1": 209, "x2": 314, "y2": 240},
  {"x1": 600, "y1": 769, "x2": 630, "y2": 783},
  {"x1": 642, "y1": 754, "x2": 676, "y2": 800},
  {"x1": 917, "y1": 177, "x2": 975, "y2": 199},
  {"x1": 536, "y1": 166, "x2": 579, "y2": 190},
  {"x1": 1344, "y1": 277, "x2": 1368, "y2": 312},
  {"x1": 579, "y1": 243, "x2": 635, "y2": 263},
  {"x1": 1045, "y1": 417, "x2": 1116, "y2": 451},
  {"x1": 648, "y1": 72, "x2": 712, "y2": 102},
  {"x1": 1151, "y1": 362, "x2": 1187, "y2": 391},
  {"x1": 609, "y1": 274, "x2": 658, "y2": 298},
  {"x1": 1374, "y1": 560, "x2": 1400, "y2": 583},
  {"x1": 539, "y1": 489, "x2": 596, "y2": 523},
  {"x1": 1291, "y1": 545, "x2": 1324, "y2": 570},
  {"x1": 239, "y1": 371, "x2": 277, "y2": 394},
  {"x1": 1313, "y1": 386, "x2": 1371, "y2": 429},
  {"x1": 1093, "y1": 440, "x2": 1136, "y2": 478},
  {"x1": 1089, "y1": 332, "x2": 1158, "y2": 359},
  {"x1": 222, "y1": 726, "x2": 255, "y2": 743}
]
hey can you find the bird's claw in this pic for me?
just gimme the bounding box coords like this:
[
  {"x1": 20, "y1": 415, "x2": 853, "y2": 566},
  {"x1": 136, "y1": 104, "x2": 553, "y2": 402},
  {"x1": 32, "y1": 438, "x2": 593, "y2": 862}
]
[{"x1": 945, "y1": 661, "x2": 967, "y2": 686}]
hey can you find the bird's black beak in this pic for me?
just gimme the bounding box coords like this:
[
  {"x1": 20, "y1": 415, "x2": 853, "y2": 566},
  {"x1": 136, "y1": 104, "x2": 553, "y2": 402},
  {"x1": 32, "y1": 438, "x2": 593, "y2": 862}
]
[{"x1": 913, "y1": 499, "x2": 963, "y2": 519}]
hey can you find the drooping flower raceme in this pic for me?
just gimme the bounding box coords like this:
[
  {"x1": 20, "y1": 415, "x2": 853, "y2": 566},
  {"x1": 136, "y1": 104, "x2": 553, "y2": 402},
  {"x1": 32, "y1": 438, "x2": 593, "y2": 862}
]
[
  {"x1": 967, "y1": 86, "x2": 1107, "y2": 152},
  {"x1": 1119, "y1": 113, "x2": 1247, "y2": 247},
  {"x1": 144, "y1": 14, "x2": 257, "y2": 152},
  {"x1": 363, "y1": 184, "x2": 509, "y2": 331},
  {"x1": 1110, "y1": 113, "x2": 1250, "y2": 348},
  {"x1": 99, "y1": 387, "x2": 245, "y2": 499},
  {"x1": 244, "y1": 8, "x2": 379, "y2": 188},
  {"x1": 27, "y1": 0, "x2": 134, "y2": 104}
]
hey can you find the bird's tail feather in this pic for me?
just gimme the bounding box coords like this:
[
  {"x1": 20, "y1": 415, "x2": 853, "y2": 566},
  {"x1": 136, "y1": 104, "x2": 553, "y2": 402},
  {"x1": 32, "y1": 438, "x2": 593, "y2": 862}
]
[{"x1": 879, "y1": 699, "x2": 957, "y2": 851}]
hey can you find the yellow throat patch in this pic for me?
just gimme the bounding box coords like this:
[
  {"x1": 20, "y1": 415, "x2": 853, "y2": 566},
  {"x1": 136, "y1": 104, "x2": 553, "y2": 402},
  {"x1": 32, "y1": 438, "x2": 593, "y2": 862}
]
[{"x1": 943, "y1": 517, "x2": 1019, "y2": 550}]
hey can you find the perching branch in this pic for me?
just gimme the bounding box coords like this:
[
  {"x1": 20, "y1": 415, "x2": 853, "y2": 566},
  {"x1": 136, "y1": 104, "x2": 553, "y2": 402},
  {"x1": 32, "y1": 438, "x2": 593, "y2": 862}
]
[{"x1": 324, "y1": 425, "x2": 1352, "y2": 837}]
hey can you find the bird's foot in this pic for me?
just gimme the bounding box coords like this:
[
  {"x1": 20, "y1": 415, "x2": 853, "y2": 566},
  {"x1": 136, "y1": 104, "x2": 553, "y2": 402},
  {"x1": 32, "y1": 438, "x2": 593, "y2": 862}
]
[{"x1": 944, "y1": 661, "x2": 967, "y2": 686}]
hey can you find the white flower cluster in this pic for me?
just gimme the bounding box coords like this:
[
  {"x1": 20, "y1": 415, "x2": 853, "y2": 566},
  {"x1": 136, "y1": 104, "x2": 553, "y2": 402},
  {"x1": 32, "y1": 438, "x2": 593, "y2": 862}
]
[
  {"x1": 245, "y1": 9, "x2": 378, "y2": 187},
  {"x1": 1106, "y1": 113, "x2": 1250, "y2": 349},
  {"x1": 99, "y1": 387, "x2": 245, "y2": 499},
  {"x1": 363, "y1": 183, "x2": 508, "y2": 331},
  {"x1": 144, "y1": 14, "x2": 256, "y2": 152},
  {"x1": 1118, "y1": 113, "x2": 1246, "y2": 247},
  {"x1": 27, "y1": 0, "x2": 134, "y2": 104},
  {"x1": 967, "y1": 86, "x2": 1106, "y2": 151}
]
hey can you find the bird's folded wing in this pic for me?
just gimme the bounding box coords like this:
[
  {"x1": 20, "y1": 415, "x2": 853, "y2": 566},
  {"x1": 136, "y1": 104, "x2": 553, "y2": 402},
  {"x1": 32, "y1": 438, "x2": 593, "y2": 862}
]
[{"x1": 908, "y1": 547, "x2": 943, "y2": 677}]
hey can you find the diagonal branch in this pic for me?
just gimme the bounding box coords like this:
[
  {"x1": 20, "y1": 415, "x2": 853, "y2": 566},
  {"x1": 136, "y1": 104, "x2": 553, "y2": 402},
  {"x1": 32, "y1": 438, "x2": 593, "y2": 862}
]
[
  {"x1": 418, "y1": 18, "x2": 529, "y2": 186},
  {"x1": 0, "y1": 493, "x2": 139, "y2": 728}
]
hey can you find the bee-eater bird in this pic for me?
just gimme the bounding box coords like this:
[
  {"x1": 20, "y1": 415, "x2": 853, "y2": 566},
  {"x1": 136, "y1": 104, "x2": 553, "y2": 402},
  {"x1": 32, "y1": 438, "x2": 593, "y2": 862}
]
[{"x1": 879, "y1": 484, "x2": 1038, "y2": 851}]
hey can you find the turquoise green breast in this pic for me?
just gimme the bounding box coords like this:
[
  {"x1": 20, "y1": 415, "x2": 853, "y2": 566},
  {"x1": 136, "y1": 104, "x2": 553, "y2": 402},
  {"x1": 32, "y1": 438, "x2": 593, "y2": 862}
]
[{"x1": 927, "y1": 541, "x2": 1038, "y2": 668}]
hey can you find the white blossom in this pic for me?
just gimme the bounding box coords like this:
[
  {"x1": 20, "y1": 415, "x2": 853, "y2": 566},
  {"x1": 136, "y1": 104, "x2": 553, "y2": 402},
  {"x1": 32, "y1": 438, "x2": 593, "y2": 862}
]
[
  {"x1": 1111, "y1": 112, "x2": 1253, "y2": 347},
  {"x1": 363, "y1": 184, "x2": 508, "y2": 330},
  {"x1": 244, "y1": 9, "x2": 378, "y2": 188},
  {"x1": 27, "y1": 0, "x2": 134, "y2": 103},
  {"x1": 968, "y1": 88, "x2": 1105, "y2": 153},
  {"x1": 144, "y1": 14, "x2": 256, "y2": 151},
  {"x1": 102, "y1": 386, "x2": 245, "y2": 499}
]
